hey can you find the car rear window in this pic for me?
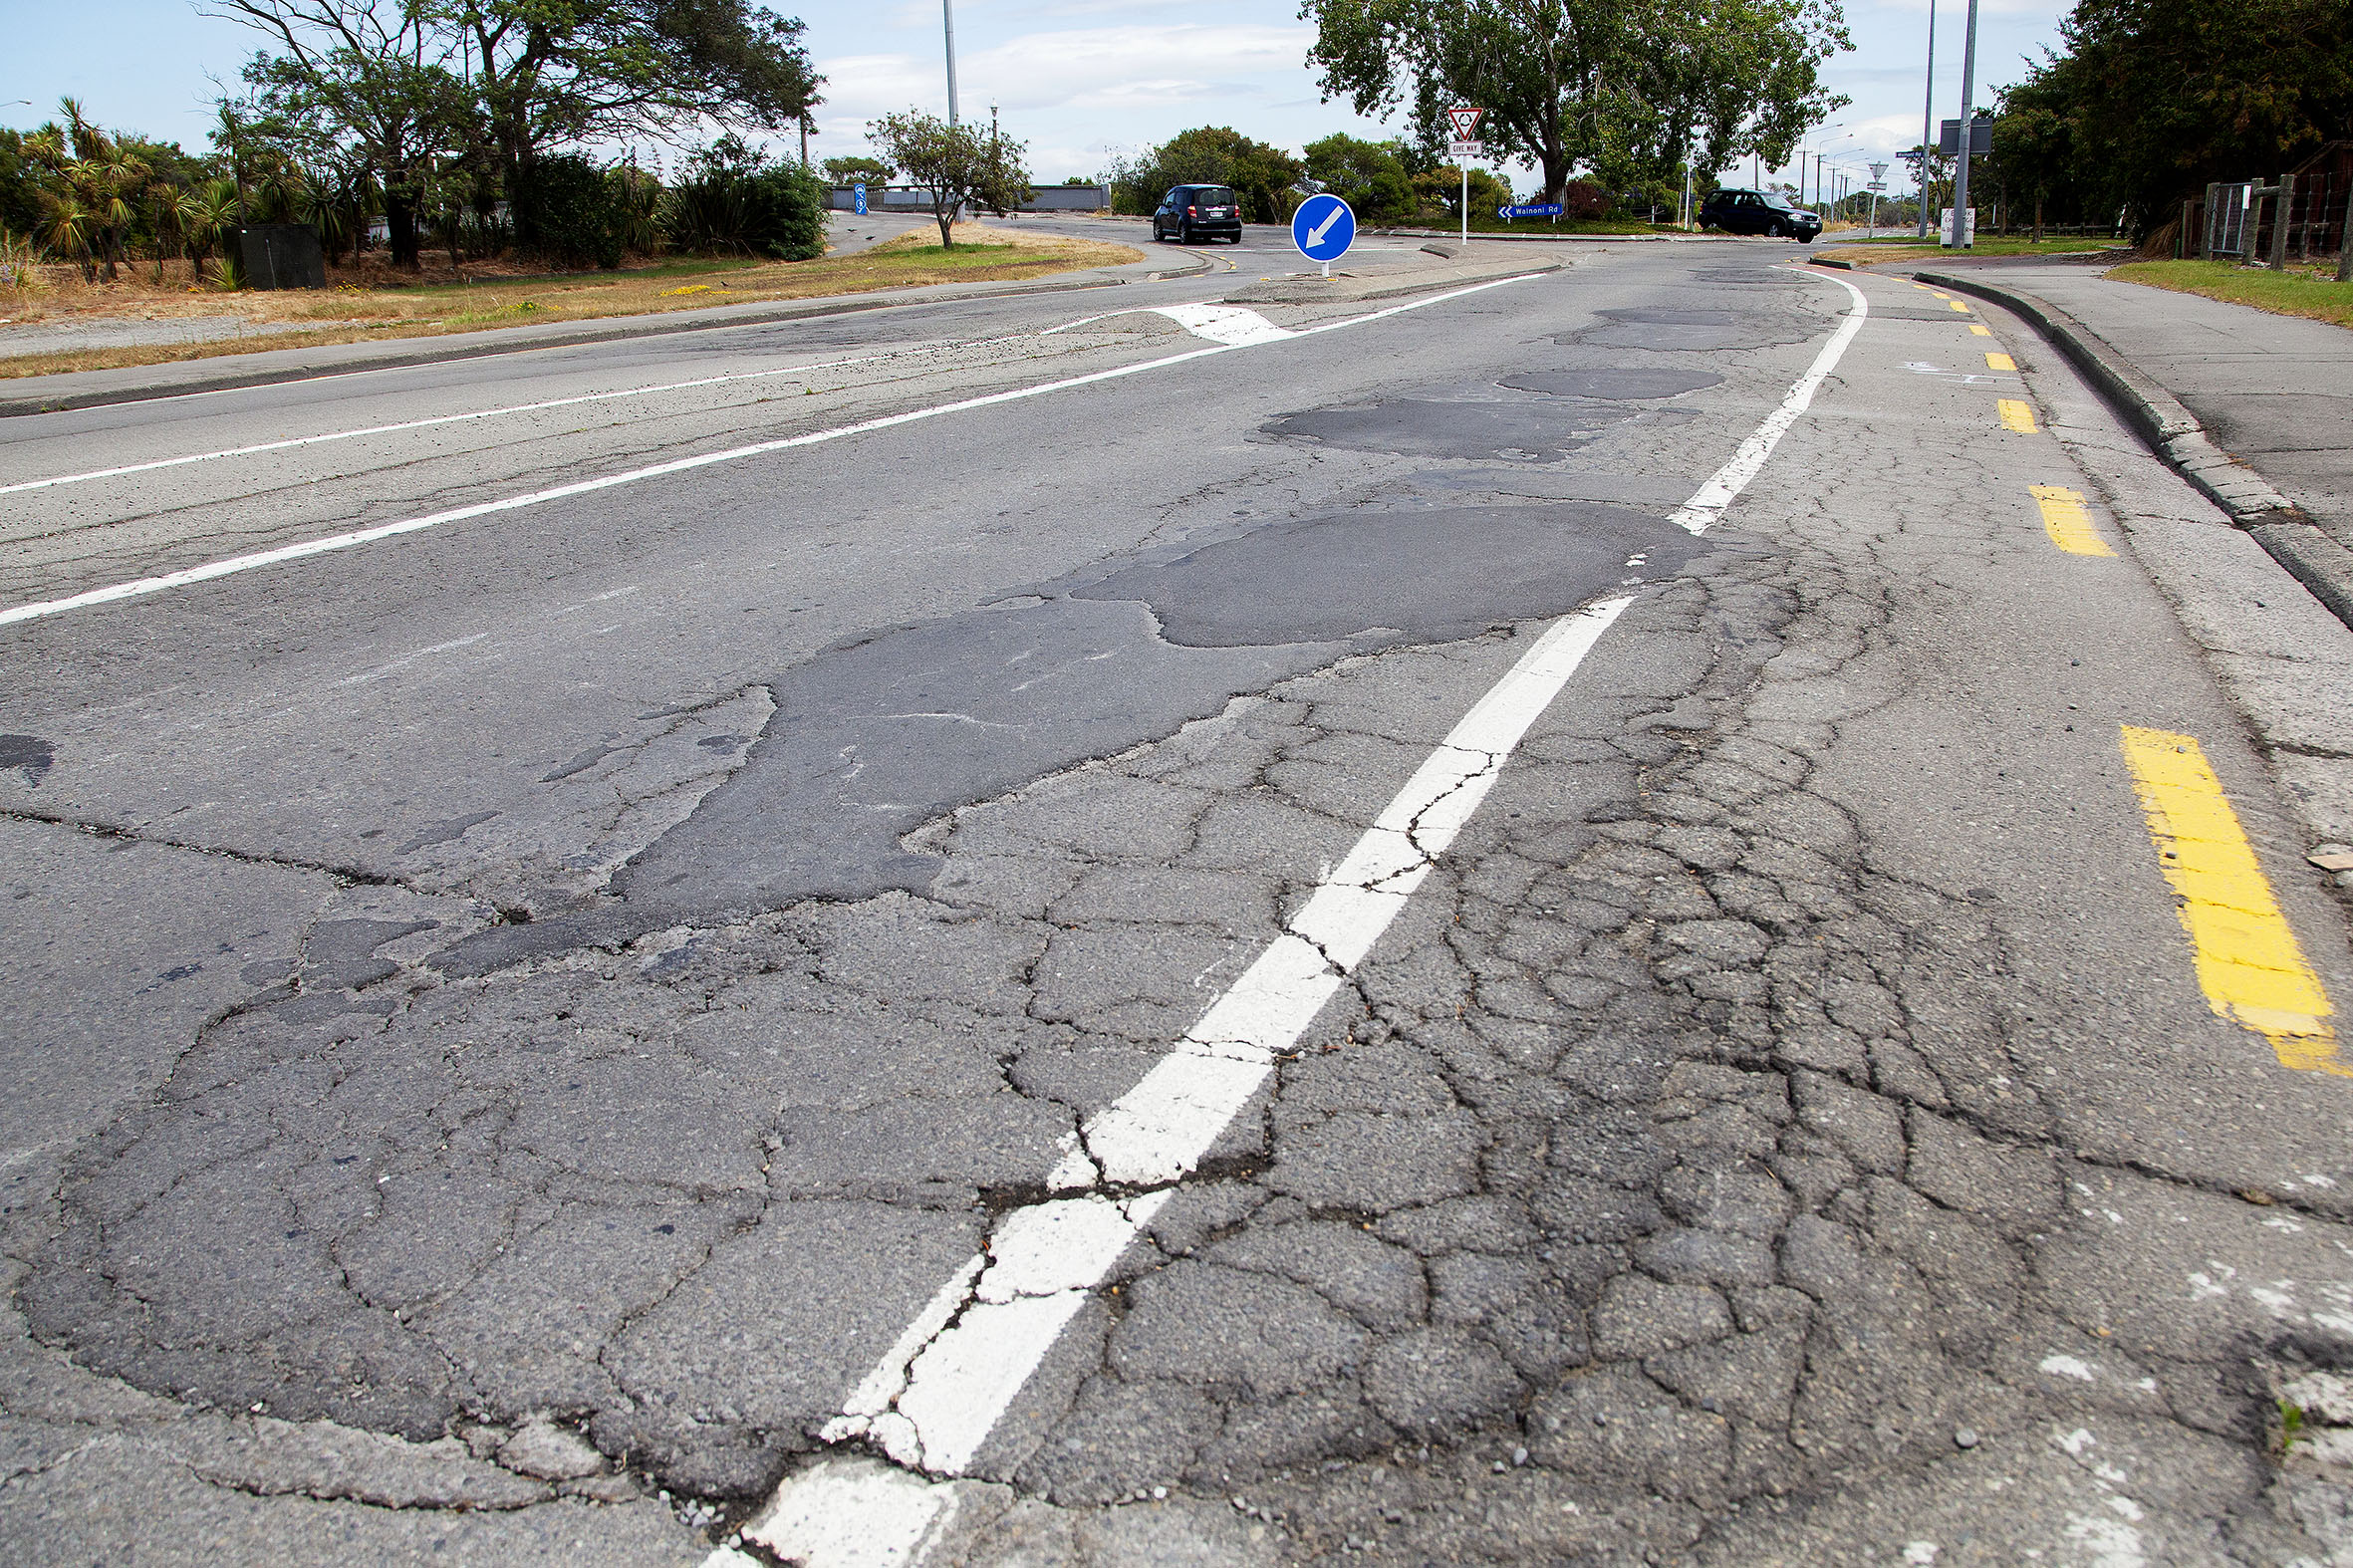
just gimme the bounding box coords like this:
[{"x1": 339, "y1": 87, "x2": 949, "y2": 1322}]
[{"x1": 1191, "y1": 188, "x2": 1235, "y2": 208}]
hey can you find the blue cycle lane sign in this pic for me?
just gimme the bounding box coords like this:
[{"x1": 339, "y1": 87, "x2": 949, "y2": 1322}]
[
  {"x1": 853, "y1": 182, "x2": 869, "y2": 216},
  {"x1": 1291, "y1": 193, "x2": 1356, "y2": 274}
]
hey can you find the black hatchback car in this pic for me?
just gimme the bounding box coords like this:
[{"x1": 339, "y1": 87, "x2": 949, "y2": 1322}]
[
  {"x1": 1699, "y1": 187, "x2": 1821, "y2": 241},
  {"x1": 1152, "y1": 184, "x2": 1243, "y2": 244}
]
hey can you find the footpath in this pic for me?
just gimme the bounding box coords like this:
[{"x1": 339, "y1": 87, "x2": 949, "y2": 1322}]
[{"x1": 1913, "y1": 259, "x2": 2353, "y2": 633}]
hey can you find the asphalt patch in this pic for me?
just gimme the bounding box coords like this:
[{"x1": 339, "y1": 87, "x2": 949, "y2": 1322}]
[
  {"x1": 0, "y1": 734, "x2": 53, "y2": 786},
  {"x1": 1071, "y1": 504, "x2": 1698, "y2": 647},
  {"x1": 1262, "y1": 396, "x2": 1631, "y2": 463},
  {"x1": 438, "y1": 505, "x2": 1699, "y2": 973},
  {"x1": 1498, "y1": 370, "x2": 1722, "y2": 399}
]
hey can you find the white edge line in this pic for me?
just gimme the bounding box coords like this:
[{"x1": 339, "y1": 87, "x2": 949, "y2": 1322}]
[
  {"x1": 1668, "y1": 265, "x2": 1868, "y2": 535},
  {"x1": 0, "y1": 331, "x2": 1044, "y2": 496},
  {"x1": 0, "y1": 274, "x2": 1545, "y2": 631}
]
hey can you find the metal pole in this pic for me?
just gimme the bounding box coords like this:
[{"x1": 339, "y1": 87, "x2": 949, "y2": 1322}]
[
  {"x1": 1951, "y1": 0, "x2": 1979, "y2": 247},
  {"x1": 1461, "y1": 161, "x2": 1468, "y2": 248},
  {"x1": 941, "y1": 0, "x2": 960, "y2": 126},
  {"x1": 1683, "y1": 158, "x2": 1693, "y2": 231},
  {"x1": 1918, "y1": 0, "x2": 1937, "y2": 239}
]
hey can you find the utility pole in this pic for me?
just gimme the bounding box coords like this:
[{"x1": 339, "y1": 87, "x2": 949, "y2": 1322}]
[
  {"x1": 1920, "y1": 0, "x2": 1939, "y2": 237},
  {"x1": 1950, "y1": 0, "x2": 1980, "y2": 247},
  {"x1": 942, "y1": 0, "x2": 960, "y2": 126}
]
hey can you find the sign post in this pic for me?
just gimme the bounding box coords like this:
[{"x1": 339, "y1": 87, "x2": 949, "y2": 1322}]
[
  {"x1": 1866, "y1": 162, "x2": 1887, "y2": 237},
  {"x1": 1290, "y1": 192, "x2": 1357, "y2": 278},
  {"x1": 1447, "y1": 107, "x2": 1484, "y2": 247},
  {"x1": 853, "y1": 181, "x2": 869, "y2": 217}
]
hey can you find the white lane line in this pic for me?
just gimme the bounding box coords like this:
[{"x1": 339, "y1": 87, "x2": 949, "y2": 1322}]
[
  {"x1": 802, "y1": 599, "x2": 1628, "y2": 1482},
  {"x1": 0, "y1": 334, "x2": 1041, "y2": 497},
  {"x1": 723, "y1": 266, "x2": 1876, "y2": 1568},
  {"x1": 1668, "y1": 266, "x2": 1868, "y2": 535},
  {"x1": 0, "y1": 275, "x2": 1542, "y2": 631},
  {"x1": 1149, "y1": 303, "x2": 1295, "y2": 346}
]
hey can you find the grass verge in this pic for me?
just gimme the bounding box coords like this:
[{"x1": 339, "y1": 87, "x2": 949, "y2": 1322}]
[
  {"x1": 1814, "y1": 235, "x2": 2123, "y2": 266},
  {"x1": 2103, "y1": 259, "x2": 2353, "y2": 331},
  {"x1": 0, "y1": 225, "x2": 1141, "y2": 381}
]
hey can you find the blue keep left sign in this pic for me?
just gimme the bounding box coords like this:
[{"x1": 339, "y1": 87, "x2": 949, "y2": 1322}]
[{"x1": 1291, "y1": 193, "x2": 1356, "y2": 263}]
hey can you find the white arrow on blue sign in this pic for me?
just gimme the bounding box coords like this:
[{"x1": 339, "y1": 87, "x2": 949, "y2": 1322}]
[
  {"x1": 1291, "y1": 193, "x2": 1356, "y2": 264},
  {"x1": 853, "y1": 182, "x2": 868, "y2": 216}
]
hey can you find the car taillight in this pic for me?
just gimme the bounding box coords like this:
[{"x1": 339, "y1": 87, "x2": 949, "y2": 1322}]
[{"x1": 1187, "y1": 205, "x2": 1197, "y2": 217}]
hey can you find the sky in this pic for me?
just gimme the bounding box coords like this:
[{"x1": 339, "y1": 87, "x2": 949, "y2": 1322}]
[{"x1": 0, "y1": 0, "x2": 2071, "y2": 201}]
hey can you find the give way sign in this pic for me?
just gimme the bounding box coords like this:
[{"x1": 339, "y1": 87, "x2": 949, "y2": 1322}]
[{"x1": 1447, "y1": 107, "x2": 1483, "y2": 139}]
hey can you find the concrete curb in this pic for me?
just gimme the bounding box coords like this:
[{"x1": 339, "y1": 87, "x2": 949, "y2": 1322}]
[
  {"x1": 1920, "y1": 268, "x2": 2353, "y2": 634},
  {"x1": 0, "y1": 268, "x2": 1149, "y2": 418}
]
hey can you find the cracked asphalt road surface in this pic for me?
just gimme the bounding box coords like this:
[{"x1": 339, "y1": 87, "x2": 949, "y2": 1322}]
[{"x1": 5, "y1": 241, "x2": 2353, "y2": 1566}]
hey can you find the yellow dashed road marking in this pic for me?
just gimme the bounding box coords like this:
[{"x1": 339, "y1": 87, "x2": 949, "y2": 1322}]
[
  {"x1": 1950, "y1": 300, "x2": 1971, "y2": 313},
  {"x1": 1986, "y1": 352, "x2": 2017, "y2": 372},
  {"x1": 1969, "y1": 324, "x2": 1992, "y2": 337},
  {"x1": 2120, "y1": 726, "x2": 2341, "y2": 1074},
  {"x1": 1998, "y1": 398, "x2": 2038, "y2": 433},
  {"x1": 2030, "y1": 484, "x2": 2114, "y2": 556}
]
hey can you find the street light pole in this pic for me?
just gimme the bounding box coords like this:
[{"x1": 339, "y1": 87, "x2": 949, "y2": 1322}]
[
  {"x1": 941, "y1": 0, "x2": 960, "y2": 126},
  {"x1": 1950, "y1": 0, "x2": 1981, "y2": 248},
  {"x1": 1920, "y1": 0, "x2": 1939, "y2": 237}
]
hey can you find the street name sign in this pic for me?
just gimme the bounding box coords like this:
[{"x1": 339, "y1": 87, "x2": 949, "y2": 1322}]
[
  {"x1": 1498, "y1": 203, "x2": 1562, "y2": 219},
  {"x1": 1291, "y1": 193, "x2": 1356, "y2": 272}
]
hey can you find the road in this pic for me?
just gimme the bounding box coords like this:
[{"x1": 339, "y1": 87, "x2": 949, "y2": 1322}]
[{"x1": 3, "y1": 227, "x2": 2352, "y2": 1565}]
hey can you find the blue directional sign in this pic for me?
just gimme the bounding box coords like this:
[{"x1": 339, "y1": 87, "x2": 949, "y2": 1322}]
[
  {"x1": 853, "y1": 182, "x2": 869, "y2": 216},
  {"x1": 1499, "y1": 202, "x2": 1563, "y2": 219},
  {"x1": 1291, "y1": 193, "x2": 1356, "y2": 263}
]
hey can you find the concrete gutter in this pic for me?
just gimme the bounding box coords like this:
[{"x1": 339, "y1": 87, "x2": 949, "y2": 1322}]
[
  {"x1": 0, "y1": 264, "x2": 1175, "y2": 418},
  {"x1": 1921, "y1": 268, "x2": 2353, "y2": 634}
]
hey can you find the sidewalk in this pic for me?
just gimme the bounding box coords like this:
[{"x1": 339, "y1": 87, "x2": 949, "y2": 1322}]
[
  {"x1": 1978, "y1": 264, "x2": 2351, "y2": 538},
  {"x1": 1920, "y1": 259, "x2": 2353, "y2": 630}
]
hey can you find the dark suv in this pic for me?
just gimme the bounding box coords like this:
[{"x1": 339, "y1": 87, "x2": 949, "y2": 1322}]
[
  {"x1": 1699, "y1": 187, "x2": 1821, "y2": 241},
  {"x1": 1152, "y1": 184, "x2": 1243, "y2": 244}
]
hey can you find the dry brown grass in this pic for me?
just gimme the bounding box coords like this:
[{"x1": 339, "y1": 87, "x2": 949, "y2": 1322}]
[{"x1": 0, "y1": 224, "x2": 1141, "y2": 380}]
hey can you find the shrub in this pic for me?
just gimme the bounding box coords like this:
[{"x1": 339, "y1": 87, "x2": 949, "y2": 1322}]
[
  {"x1": 516, "y1": 154, "x2": 623, "y2": 269},
  {"x1": 662, "y1": 138, "x2": 826, "y2": 260}
]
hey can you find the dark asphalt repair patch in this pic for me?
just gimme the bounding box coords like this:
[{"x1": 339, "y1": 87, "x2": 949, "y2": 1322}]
[
  {"x1": 1564, "y1": 306, "x2": 1816, "y2": 354},
  {"x1": 0, "y1": 734, "x2": 52, "y2": 786},
  {"x1": 1498, "y1": 369, "x2": 1722, "y2": 399},
  {"x1": 1261, "y1": 397, "x2": 1632, "y2": 463},
  {"x1": 437, "y1": 504, "x2": 1700, "y2": 974},
  {"x1": 1070, "y1": 504, "x2": 1695, "y2": 647}
]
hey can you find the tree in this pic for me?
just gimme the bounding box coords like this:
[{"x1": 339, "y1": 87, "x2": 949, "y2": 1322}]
[
  {"x1": 1301, "y1": 0, "x2": 1849, "y2": 205},
  {"x1": 1302, "y1": 132, "x2": 1418, "y2": 219},
  {"x1": 1108, "y1": 127, "x2": 1304, "y2": 223},
  {"x1": 453, "y1": 0, "x2": 823, "y2": 215},
  {"x1": 823, "y1": 154, "x2": 891, "y2": 187},
  {"x1": 212, "y1": 1, "x2": 472, "y2": 267},
  {"x1": 1993, "y1": 0, "x2": 2353, "y2": 238},
  {"x1": 1411, "y1": 162, "x2": 1513, "y2": 219},
  {"x1": 867, "y1": 110, "x2": 1028, "y2": 247}
]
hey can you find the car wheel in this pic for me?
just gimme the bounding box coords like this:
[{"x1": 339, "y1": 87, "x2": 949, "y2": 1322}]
[
  {"x1": 1179, "y1": 223, "x2": 1194, "y2": 245},
  {"x1": 1770, "y1": 219, "x2": 1789, "y2": 239}
]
